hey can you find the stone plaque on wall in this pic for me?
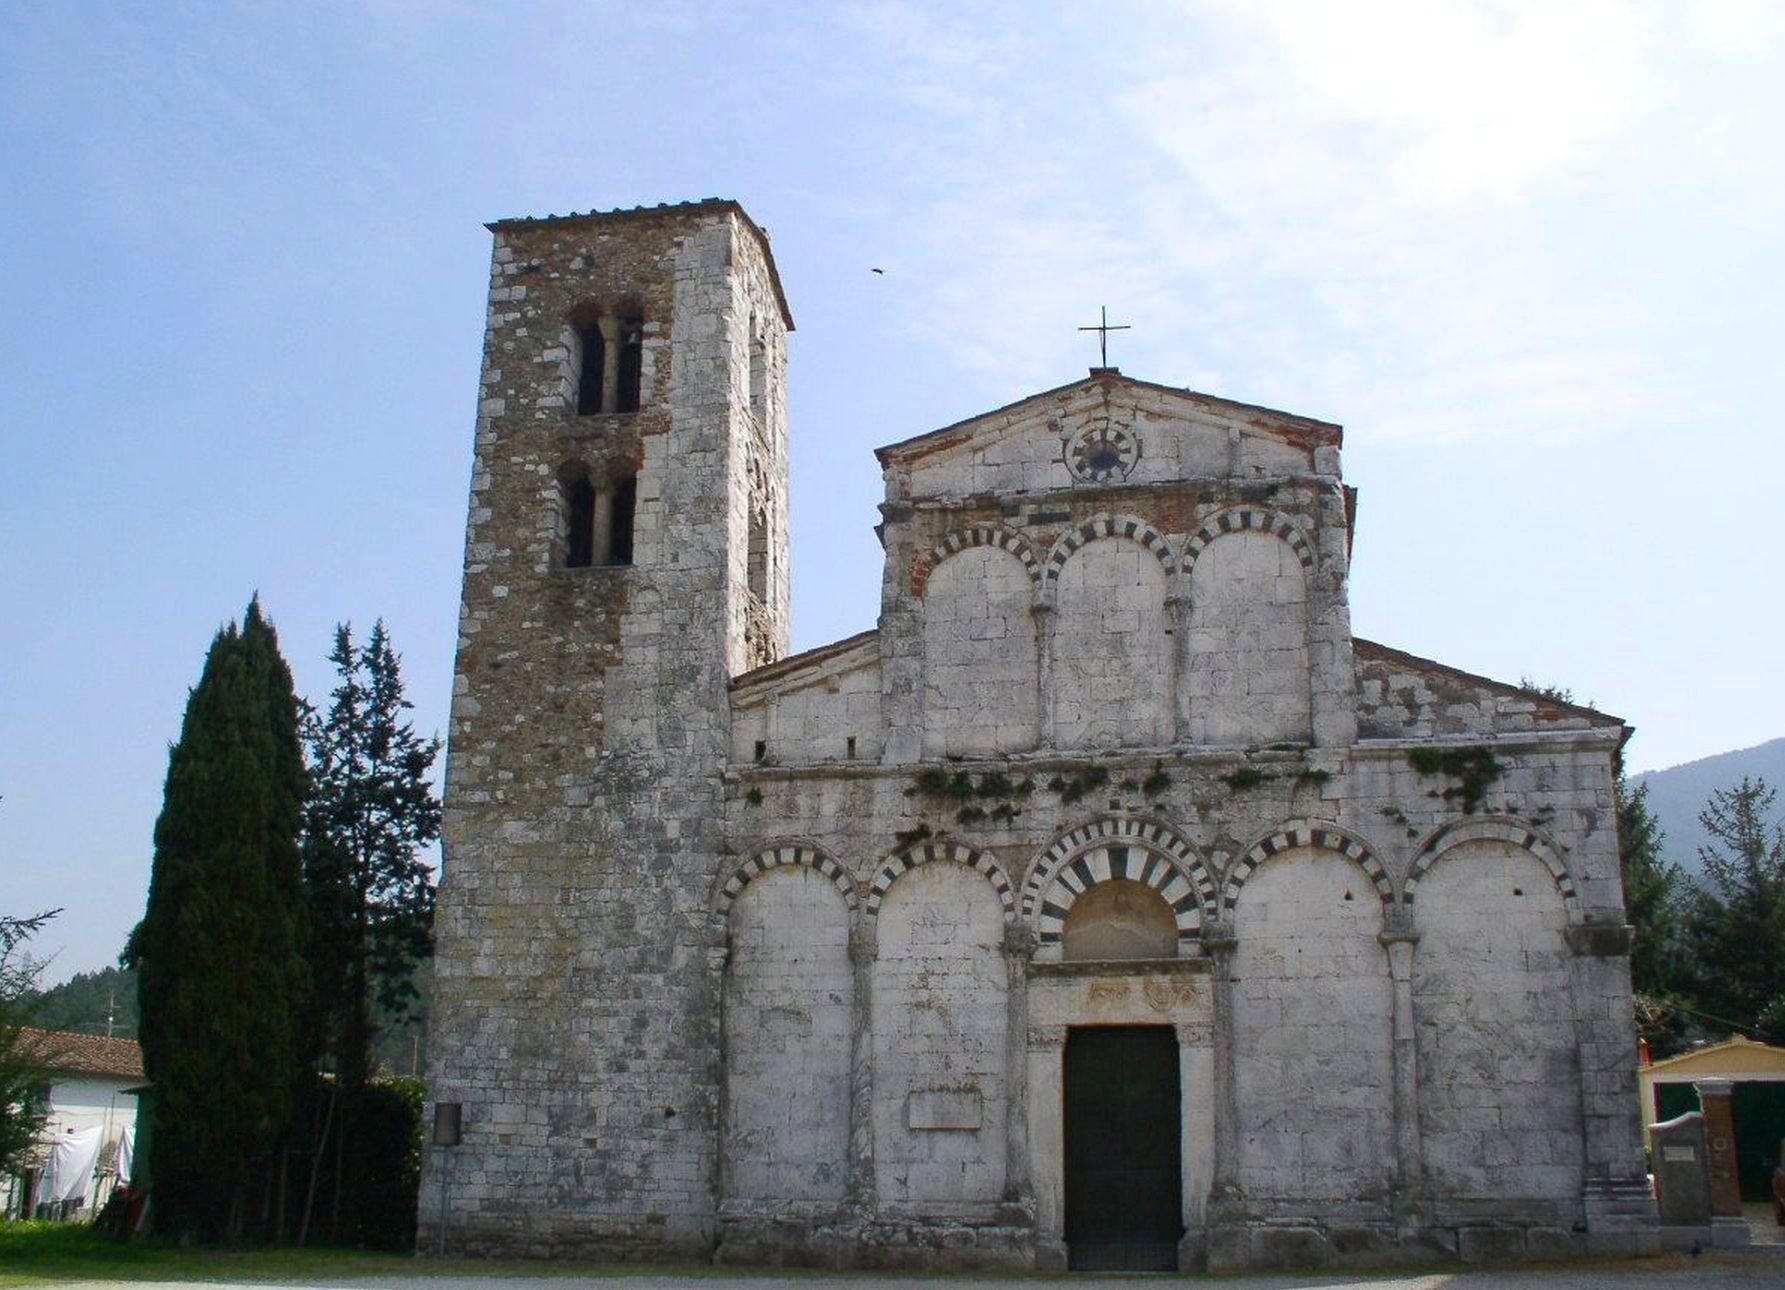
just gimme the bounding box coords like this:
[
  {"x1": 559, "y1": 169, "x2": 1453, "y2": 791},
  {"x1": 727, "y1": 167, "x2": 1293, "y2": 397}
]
[{"x1": 908, "y1": 1087, "x2": 983, "y2": 1131}]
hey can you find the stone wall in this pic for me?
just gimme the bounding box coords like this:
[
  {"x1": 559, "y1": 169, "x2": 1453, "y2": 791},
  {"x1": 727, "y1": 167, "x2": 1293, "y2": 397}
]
[
  {"x1": 717, "y1": 726, "x2": 1652, "y2": 1267},
  {"x1": 731, "y1": 635, "x2": 881, "y2": 766}
]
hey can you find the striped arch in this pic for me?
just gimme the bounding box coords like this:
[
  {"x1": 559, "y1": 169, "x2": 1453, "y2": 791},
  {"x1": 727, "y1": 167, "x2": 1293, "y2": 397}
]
[
  {"x1": 1223, "y1": 820, "x2": 1393, "y2": 912},
  {"x1": 1404, "y1": 816, "x2": 1578, "y2": 915},
  {"x1": 1042, "y1": 514, "x2": 1176, "y2": 587},
  {"x1": 1022, "y1": 817, "x2": 1215, "y2": 950},
  {"x1": 926, "y1": 524, "x2": 1042, "y2": 589},
  {"x1": 714, "y1": 843, "x2": 859, "y2": 918},
  {"x1": 865, "y1": 840, "x2": 1015, "y2": 922},
  {"x1": 1180, "y1": 506, "x2": 1315, "y2": 576}
]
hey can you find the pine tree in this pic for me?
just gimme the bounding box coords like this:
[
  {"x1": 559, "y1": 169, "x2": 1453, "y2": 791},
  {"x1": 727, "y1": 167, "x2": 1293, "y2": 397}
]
[
  {"x1": 302, "y1": 621, "x2": 440, "y2": 1093},
  {"x1": 126, "y1": 599, "x2": 311, "y2": 1242},
  {"x1": 1687, "y1": 776, "x2": 1785, "y2": 1035},
  {"x1": 1617, "y1": 777, "x2": 1691, "y2": 1053}
]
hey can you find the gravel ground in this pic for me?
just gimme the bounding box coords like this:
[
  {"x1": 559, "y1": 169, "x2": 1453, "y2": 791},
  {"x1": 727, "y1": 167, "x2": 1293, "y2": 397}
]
[{"x1": 34, "y1": 1249, "x2": 1785, "y2": 1290}]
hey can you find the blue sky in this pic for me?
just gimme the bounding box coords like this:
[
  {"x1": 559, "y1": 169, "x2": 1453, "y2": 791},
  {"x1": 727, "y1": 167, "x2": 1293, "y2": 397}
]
[{"x1": 4, "y1": 1, "x2": 1781, "y2": 983}]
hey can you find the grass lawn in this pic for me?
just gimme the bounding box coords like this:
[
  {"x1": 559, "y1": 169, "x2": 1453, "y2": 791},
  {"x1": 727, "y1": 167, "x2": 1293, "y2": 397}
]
[{"x1": 0, "y1": 1222, "x2": 435, "y2": 1285}]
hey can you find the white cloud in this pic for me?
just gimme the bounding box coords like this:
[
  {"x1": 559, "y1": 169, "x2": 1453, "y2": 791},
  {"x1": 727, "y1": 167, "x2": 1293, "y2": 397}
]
[{"x1": 844, "y1": 0, "x2": 1782, "y2": 444}]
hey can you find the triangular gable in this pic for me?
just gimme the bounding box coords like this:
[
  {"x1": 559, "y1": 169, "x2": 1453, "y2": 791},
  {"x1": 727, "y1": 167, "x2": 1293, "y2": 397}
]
[
  {"x1": 1354, "y1": 638, "x2": 1627, "y2": 741},
  {"x1": 730, "y1": 629, "x2": 878, "y2": 697},
  {"x1": 874, "y1": 370, "x2": 1341, "y2": 470}
]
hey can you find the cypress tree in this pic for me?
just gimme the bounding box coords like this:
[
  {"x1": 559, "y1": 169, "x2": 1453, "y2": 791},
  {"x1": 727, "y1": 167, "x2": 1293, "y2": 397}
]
[{"x1": 127, "y1": 598, "x2": 310, "y2": 1242}]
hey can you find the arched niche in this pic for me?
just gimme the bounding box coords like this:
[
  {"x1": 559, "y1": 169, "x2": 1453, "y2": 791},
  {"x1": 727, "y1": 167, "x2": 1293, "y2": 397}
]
[
  {"x1": 722, "y1": 864, "x2": 852, "y2": 1203},
  {"x1": 1050, "y1": 537, "x2": 1172, "y2": 749},
  {"x1": 1230, "y1": 845, "x2": 1395, "y2": 1204},
  {"x1": 870, "y1": 860, "x2": 1008, "y2": 1206},
  {"x1": 1411, "y1": 839, "x2": 1583, "y2": 1212},
  {"x1": 1185, "y1": 525, "x2": 1312, "y2": 746},
  {"x1": 922, "y1": 543, "x2": 1039, "y2": 756}
]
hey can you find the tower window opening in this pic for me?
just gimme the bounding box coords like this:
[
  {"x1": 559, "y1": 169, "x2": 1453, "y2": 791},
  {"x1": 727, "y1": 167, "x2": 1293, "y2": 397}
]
[
  {"x1": 749, "y1": 332, "x2": 768, "y2": 423},
  {"x1": 747, "y1": 506, "x2": 769, "y2": 602},
  {"x1": 616, "y1": 321, "x2": 643, "y2": 413},
  {"x1": 576, "y1": 314, "x2": 644, "y2": 415},
  {"x1": 608, "y1": 475, "x2": 636, "y2": 566},
  {"x1": 576, "y1": 325, "x2": 605, "y2": 415},
  {"x1": 565, "y1": 476, "x2": 597, "y2": 568},
  {"x1": 560, "y1": 470, "x2": 636, "y2": 569}
]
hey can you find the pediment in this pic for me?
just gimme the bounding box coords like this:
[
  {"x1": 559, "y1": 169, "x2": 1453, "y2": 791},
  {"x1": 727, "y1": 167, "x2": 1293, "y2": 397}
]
[{"x1": 874, "y1": 371, "x2": 1341, "y2": 500}]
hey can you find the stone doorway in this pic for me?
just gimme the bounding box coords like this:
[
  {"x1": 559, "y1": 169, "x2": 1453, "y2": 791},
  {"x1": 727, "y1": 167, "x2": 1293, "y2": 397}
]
[{"x1": 1063, "y1": 1025, "x2": 1182, "y2": 1270}]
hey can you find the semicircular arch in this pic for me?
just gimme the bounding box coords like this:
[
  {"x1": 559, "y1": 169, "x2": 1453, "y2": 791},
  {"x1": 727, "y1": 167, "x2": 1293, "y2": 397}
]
[
  {"x1": 1180, "y1": 506, "x2": 1315, "y2": 577},
  {"x1": 1404, "y1": 816, "x2": 1578, "y2": 916},
  {"x1": 1022, "y1": 816, "x2": 1214, "y2": 949},
  {"x1": 714, "y1": 842, "x2": 859, "y2": 918},
  {"x1": 925, "y1": 524, "x2": 1041, "y2": 591},
  {"x1": 1041, "y1": 514, "x2": 1176, "y2": 589},
  {"x1": 865, "y1": 840, "x2": 1015, "y2": 922},
  {"x1": 1223, "y1": 819, "x2": 1393, "y2": 913}
]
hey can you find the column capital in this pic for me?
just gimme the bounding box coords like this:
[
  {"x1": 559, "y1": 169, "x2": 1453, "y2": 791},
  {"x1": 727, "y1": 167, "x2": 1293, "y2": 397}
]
[
  {"x1": 1003, "y1": 923, "x2": 1039, "y2": 959},
  {"x1": 849, "y1": 922, "x2": 878, "y2": 964}
]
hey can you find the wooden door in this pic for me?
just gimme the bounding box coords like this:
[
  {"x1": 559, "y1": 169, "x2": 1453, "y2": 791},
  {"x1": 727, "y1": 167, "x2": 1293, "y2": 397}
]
[{"x1": 1063, "y1": 1025, "x2": 1182, "y2": 1270}]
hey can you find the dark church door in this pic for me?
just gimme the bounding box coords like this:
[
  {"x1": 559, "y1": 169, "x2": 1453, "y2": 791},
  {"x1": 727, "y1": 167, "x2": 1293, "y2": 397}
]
[{"x1": 1063, "y1": 1025, "x2": 1182, "y2": 1270}]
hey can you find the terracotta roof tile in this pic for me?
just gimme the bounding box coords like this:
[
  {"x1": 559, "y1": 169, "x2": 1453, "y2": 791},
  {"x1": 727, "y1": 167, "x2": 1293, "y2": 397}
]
[{"x1": 18, "y1": 1028, "x2": 144, "y2": 1079}]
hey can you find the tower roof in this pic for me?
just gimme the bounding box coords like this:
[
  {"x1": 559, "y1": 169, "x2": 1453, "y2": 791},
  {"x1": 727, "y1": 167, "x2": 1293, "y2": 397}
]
[{"x1": 486, "y1": 198, "x2": 794, "y2": 330}]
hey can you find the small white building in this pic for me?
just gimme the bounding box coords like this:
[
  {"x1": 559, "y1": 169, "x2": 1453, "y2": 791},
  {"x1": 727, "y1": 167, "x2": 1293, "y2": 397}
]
[{"x1": 4, "y1": 1028, "x2": 143, "y2": 1219}]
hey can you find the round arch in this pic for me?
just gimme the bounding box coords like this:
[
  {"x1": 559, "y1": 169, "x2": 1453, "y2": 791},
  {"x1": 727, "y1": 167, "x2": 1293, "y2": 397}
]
[
  {"x1": 1222, "y1": 819, "x2": 1393, "y2": 913},
  {"x1": 1404, "y1": 816, "x2": 1578, "y2": 916},
  {"x1": 1021, "y1": 816, "x2": 1214, "y2": 951},
  {"x1": 924, "y1": 523, "x2": 1042, "y2": 592},
  {"x1": 714, "y1": 842, "x2": 858, "y2": 919},
  {"x1": 1179, "y1": 506, "x2": 1315, "y2": 578},
  {"x1": 864, "y1": 840, "x2": 1015, "y2": 922},
  {"x1": 1041, "y1": 514, "x2": 1176, "y2": 590}
]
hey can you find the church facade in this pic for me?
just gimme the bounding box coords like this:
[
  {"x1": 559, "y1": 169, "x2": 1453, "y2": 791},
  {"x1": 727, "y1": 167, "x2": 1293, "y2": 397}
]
[{"x1": 420, "y1": 199, "x2": 1659, "y2": 1271}]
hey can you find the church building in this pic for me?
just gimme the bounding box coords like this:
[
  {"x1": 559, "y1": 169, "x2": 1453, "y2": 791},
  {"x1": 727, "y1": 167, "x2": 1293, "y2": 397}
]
[{"x1": 420, "y1": 199, "x2": 1659, "y2": 1271}]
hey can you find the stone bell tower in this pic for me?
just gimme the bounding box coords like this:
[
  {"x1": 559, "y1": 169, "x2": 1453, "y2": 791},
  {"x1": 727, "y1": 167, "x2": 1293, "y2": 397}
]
[{"x1": 421, "y1": 200, "x2": 793, "y2": 1257}]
